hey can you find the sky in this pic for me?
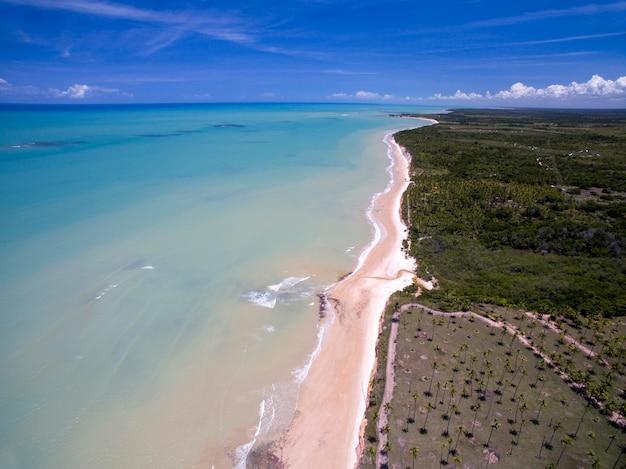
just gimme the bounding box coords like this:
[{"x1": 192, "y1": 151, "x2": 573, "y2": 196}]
[{"x1": 0, "y1": 0, "x2": 625, "y2": 107}]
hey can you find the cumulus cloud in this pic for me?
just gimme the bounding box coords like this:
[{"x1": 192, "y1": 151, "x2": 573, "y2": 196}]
[
  {"x1": 50, "y1": 83, "x2": 122, "y2": 99},
  {"x1": 431, "y1": 75, "x2": 626, "y2": 102},
  {"x1": 493, "y1": 74, "x2": 626, "y2": 99}
]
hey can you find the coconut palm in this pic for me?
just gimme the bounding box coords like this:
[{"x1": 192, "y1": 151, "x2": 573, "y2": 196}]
[
  {"x1": 440, "y1": 382, "x2": 448, "y2": 406},
  {"x1": 445, "y1": 385, "x2": 456, "y2": 417},
  {"x1": 434, "y1": 381, "x2": 441, "y2": 408},
  {"x1": 513, "y1": 394, "x2": 525, "y2": 423},
  {"x1": 486, "y1": 419, "x2": 500, "y2": 447},
  {"x1": 422, "y1": 401, "x2": 435, "y2": 433},
  {"x1": 411, "y1": 392, "x2": 420, "y2": 421},
  {"x1": 459, "y1": 342, "x2": 469, "y2": 364},
  {"x1": 408, "y1": 446, "x2": 420, "y2": 469},
  {"x1": 439, "y1": 440, "x2": 448, "y2": 464},
  {"x1": 534, "y1": 398, "x2": 547, "y2": 424},
  {"x1": 428, "y1": 361, "x2": 439, "y2": 396},
  {"x1": 512, "y1": 369, "x2": 527, "y2": 401},
  {"x1": 573, "y1": 402, "x2": 591, "y2": 438},
  {"x1": 454, "y1": 425, "x2": 465, "y2": 453},
  {"x1": 547, "y1": 420, "x2": 562, "y2": 448},
  {"x1": 556, "y1": 435, "x2": 573, "y2": 466},
  {"x1": 470, "y1": 401, "x2": 482, "y2": 436},
  {"x1": 382, "y1": 440, "x2": 392, "y2": 455},
  {"x1": 484, "y1": 368, "x2": 495, "y2": 395}
]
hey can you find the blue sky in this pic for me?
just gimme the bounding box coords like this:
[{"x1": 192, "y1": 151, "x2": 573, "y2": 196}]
[{"x1": 0, "y1": 0, "x2": 625, "y2": 106}]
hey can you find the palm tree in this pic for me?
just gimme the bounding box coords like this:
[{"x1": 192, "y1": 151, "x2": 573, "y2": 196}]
[
  {"x1": 498, "y1": 358, "x2": 511, "y2": 385},
  {"x1": 605, "y1": 429, "x2": 618, "y2": 452},
  {"x1": 518, "y1": 402, "x2": 529, "y2": 427},
  {"x1": 470, "y1": 353, "x2": 478, "y2": 373},
  {"x1": 439, "y1": 441, "x2": 448, "y2": 464},
  {"x1": 499, "y1": 326, "x2": 508, "y2": 345},
  {"x1": 454, "y1": 424, "x2": 465, "y2": 453},
  {"x1": 434, "y1": 381, "x2": 441, "y2": 408},
  {"x1": 556, "y1": 435, "x2": 573, "y2": 466},
  {"x1": 484, "y1": 368, "x2": 495, "y2": 395},
  {"x1": 428, "y1": 361, "x2": 439, "y2": 396},
  {"x1": 511, "y1": 369, "x2": 526, "y2": 401},
  {"x1": 422, "y1": 401, "x2": 435, "y2": 433},
  {"x1": 382, "y1": 440, "x2": 392, "y2": 455},
  {"x1": 573, "y1": 402, "x2": 590, "y2": 438},
  {"x1": 547, "y1": 420, "x2": 562, "y2": 448},
  {"x1": 430, "y1": 317, "x2": 436, "y2": 341},
  {"x1": 498, "y1": 378, "x2": 510, "y2": 404},
  {"x1": 411, "y1": 392, "x2": 420, "y2": 421},
  {"x1": 517, "y1": 418, "x2": 527, "y2": 445},
  {"x1": 365, "y1": 445, "x2": 376, "y2": 464},
  {"x1": 513, "y1": 394, "x2": 525, "y2": 423},
  {"x1": 470, "y1": 401, "x2": 482, "y2": 436},
  {"x1": 460, "y1": 342, "x2": 469, "y2": 364},
  {"x1": 535, "y1": 398, "x2": 547, "y2": 424},
  {"x1": 445, "y1": 385, "x2": 456, "y2": 417},
  {"x1": 440, "y1": 382, "x2": 448, "y2": 406},
  {"x1": 451, "y1": 453, "x2": 462, "y2": 468},
  {"x1": 612, "y1": 445, "x2": 625, "y2": 469},
  {"x1": 467, "y1": 369, "x2": 476, "y2": 396},
  {"x1": 408, "y1": 446, "x2": 420, "y2": 469},
  {"x1": 486, "y1": 419, "x2": 500, "y2": 447}
]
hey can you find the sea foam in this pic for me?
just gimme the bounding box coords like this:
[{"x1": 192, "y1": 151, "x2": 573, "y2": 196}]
[{"x1": 244, "y1": 276, "x2": 311, "y2": 309}]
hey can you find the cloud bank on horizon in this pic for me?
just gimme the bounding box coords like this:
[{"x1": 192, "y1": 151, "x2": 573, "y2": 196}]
[
  {"x1": 329, "y1": 75, "x2": 626, "y2": 105},
  {"x1": 0, "y1": 0, "x2": 624, "y2": 106},
  {"x1": 432, "y1": 74, "x2": 626, "y2": 102}
]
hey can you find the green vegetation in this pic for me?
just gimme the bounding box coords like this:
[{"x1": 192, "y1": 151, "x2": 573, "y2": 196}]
[
  {"x1": 395, "y1": 109, "x2": 626, "y2": 317},
  {"x1": 359, "y1": 110, "x2": 626, "y2": 468}
]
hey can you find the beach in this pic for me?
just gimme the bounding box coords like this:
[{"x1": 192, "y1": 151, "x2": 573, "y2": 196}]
[{"x1": 275, "y1": 133, "x2": 417, "y2": 468}]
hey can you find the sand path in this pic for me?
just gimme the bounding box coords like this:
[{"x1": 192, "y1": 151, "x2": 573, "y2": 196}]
[{"x1": 275, "y1": 134, "x2": 416, "y2": 468}]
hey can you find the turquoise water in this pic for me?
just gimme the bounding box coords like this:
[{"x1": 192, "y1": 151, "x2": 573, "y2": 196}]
[{"x1": 0, "y1": 103, "x2": 434, "y2": 468}]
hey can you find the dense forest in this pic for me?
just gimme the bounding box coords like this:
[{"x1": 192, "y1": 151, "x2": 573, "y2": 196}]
[{"x1": 394, "y1": 109, "x2": 626, "y2": 318}]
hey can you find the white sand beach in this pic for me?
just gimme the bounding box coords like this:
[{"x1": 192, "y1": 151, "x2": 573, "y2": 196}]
[{"x1": 276, "y1": 134, "x2": 417, "y2": 468}]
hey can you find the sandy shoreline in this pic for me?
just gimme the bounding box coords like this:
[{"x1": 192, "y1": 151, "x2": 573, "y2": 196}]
[{"x1": 273, "y1": 133, "x2": 417, "y2": 468}]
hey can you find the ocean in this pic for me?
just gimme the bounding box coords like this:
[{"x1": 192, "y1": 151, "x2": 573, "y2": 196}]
[{"x1": 0, "y1": 103, "x2": 434, "y2": 468}]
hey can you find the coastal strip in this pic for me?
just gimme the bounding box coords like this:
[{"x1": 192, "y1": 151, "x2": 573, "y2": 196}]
[{"x1": 274, "y1": 133, "x2": 418, "y2": 468}]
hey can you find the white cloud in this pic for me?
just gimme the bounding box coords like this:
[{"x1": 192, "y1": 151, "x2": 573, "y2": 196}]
[
  {"x1": 56, "y1": 83, "x2": 90, "y2": 98},
  {"x1": 493, "y1": 75, "x2": 626, "y2": 99},
  {"x1": 431, "y1": 75, "x2": 626, "y2": 103},
  {"x1": 330, "y1": 90, "x2": 395, "y2": 100},
  {"x1": 329, "y1": 92, "x2": 350, "y2": 99},
  {"x1": 50, "y1": 83, "x2": 122, "y2": 99},
  {"x1": 0, "y1": 78, "x2": 8, "y2": 85},
  {"x1": 431, "y1": 89, "x2": 483, "y2": 100}
]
